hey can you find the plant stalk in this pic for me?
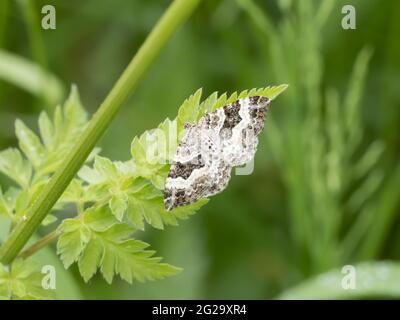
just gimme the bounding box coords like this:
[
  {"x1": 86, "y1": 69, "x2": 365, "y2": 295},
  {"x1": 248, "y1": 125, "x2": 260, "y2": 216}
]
[
  {"x1": 0, "y1": 0, "x2": 201, "y2": 265},
  {"x1": 19, "y1": 230, "x2": 59, "y2": 260},
  {"x1": 0, "y1": 0, "x2": 8, "y2": 48},
  {"x1": 17, "y1": 0, "x2": 48, "y2": 68}
]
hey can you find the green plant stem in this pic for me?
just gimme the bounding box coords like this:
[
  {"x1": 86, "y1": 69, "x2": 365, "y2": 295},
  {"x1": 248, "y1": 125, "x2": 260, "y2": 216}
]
[
  {"x1": 356, "y1": 165, "x2": 400, "y2": 260},
  {"x1": 17, "y1": 0, "x2": 56, "y2": 111},
  {"x1": 0, "y1": 0, "x2": 8, "y2": 48},
  {"x1": 17, "y1": 0, "x2": 47, "y2": 68},
  {"x1": 19, "y1": 230, "x2": 59, "y2": 260},
  {"x1": 0, "y1": 0, "x2": 201, "y2": 265}
]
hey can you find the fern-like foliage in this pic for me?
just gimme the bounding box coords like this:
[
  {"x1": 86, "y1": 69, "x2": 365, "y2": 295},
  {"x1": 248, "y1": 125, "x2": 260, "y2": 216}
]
[
  {"x1": 0, "y1": 84, "x2": 287, "y2": 297},
  {"x1": 0, "y1": 86, "x2": 90, "y2": 226},
  {"x1": 57, "y1": 207, "x2": 180, "y2": 284},
  {"x1": 0, "y1": 259, "x2": 54, "y2": 300}
]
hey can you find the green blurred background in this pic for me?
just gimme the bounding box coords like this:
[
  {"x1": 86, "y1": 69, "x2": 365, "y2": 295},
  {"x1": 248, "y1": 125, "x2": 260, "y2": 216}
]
[{"x1": 0, "y1": 0, "x2": 399, "y2": 299}]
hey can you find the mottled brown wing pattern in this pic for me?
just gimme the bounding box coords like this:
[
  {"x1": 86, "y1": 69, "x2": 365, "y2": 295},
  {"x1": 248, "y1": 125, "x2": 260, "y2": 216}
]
[{"x1": 164, "y1": 96, "x2": 270, "y2": 211}]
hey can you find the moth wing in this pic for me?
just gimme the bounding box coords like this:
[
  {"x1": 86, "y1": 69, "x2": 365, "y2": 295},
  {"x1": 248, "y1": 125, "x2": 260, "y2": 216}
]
[{"x1": 164, "y1": 96, "x2": 270, "y2": 211}]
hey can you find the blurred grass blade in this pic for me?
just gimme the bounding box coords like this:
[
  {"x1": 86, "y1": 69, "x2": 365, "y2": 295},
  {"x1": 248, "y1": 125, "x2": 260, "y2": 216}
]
[
  {"x1": 352, "y1": 141, "x2": 385, "y2": 180},
  {"x1": 277, "y1": 0, "x2": 292, "y2": 12},
  {"x1": 0, "y1": 0, "x2": 8, "y2": 47},
  {"x1": 347, "y1": 169, "x2": 384, "y2": 212},
  {"x1": 341, "y1": 206, "x2": 374, "y2": 262},
  {"x1": 344, "y1": 47, "x2": 373, "y2": 152},
  {"x1": 326, "y1": 88, "x2": 343, "y2": 194},
  {"x1": 316, "y1": 0, "x2": 335, "y2": 27},
  {"x1": 356, "y1": 165, "x2": 400, "y2": 260},
  {"x1": 236, "y1": 0, "x2": 290, "y2": 100},
  {"x1": 280, "y1": 261, "x2": 400, "y2": 299},
  {"x1": 0, "y1": 49, "x2": 64, "y2": 107},
  {"x1": 17, "y1": 0, "x2": 47, "y2": 68},
  {"x1": 236, "y1": 0, "x2": 276, "y2": 38}
]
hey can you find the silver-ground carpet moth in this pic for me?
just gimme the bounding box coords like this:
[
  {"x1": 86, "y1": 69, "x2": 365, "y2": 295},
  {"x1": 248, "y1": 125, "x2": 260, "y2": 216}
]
[{"x1": 164, "y1": 96, "x2": 270, "y2": 211}]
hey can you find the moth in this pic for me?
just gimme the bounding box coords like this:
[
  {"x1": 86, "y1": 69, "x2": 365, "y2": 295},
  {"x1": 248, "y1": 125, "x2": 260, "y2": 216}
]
[{"x1": 164, "y1": 96, "x2": 270, "y2": 211}]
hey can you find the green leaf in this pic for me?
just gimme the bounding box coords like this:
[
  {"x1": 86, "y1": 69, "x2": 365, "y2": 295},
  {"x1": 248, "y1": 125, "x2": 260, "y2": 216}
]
[
  {"x1": 130, "y1": 136, "x2": 167, "y2": 186},
  {"x1": 0, "y1": 49, "x2": 64, "y2": 107},
  {"x1": 15, "y1": 119, "x2": 45, "y2": 168},
  {"x1": 0, "y1": 86, "x2": 94, "y2": 236},
  {"x1": 79, "y1": 157, "x2": 134, "y2": 211},
  {"x1": 38, "y1": 112, "x2": 54, "y2": 149},
  {"x1": 279, "y1": 261, "x2": 400, "y2": 299},
  {"x1": 12, "y1": 181, "x2": 50, "y2": 223},
  {"x1": 63, "y1": 85, "x2": 88, "y2": 131},
  {"x1": 36, "y1": 86, "x2": 88, "y2": 176},
  {"x1": 57, "y1": 218, "x2": 89, "y2": 269},
  {"x1": 109, "y1": 193, "x2": 128, "y2": 221},
  {"x1": 41, "y1": 214, "x2": 57, "y2": 227},
  {"x1": 0, "y1": 189, "x2": 9, "y2": 220},
  {"x1": 0, "y1": 259, "x2": 55, "y2": 300},
  {"x1": 94, "y1": 155, "x2": 118, "y2": 181},
  {"x1": 130, "y1": 118, "x2": 178, "y2": 189},
  {"x1": 97, "y1": 225, "x2": 180, "y2": 284},
  {"x1": 128, "y1": 197, "x2": 164, "y2": 230},
  {"x1": 60, "y1": 179, "x2": 85, "y2": 203},
  {"x1": 198, "y1": 91, "x2": 218, "y2": 115},
  {"x1": 0, "y1": 148, "x2": 32, "y2": 188},
  {"x1": 177, "y1": 88, "x2": 203, "y2": 127},
  {"x1": 57, "y1": 207, "x2": 180, "y2": 284},
  {"x1": 0, "y1": 86, "x2": 89, "y2": 193},
  {"x1": 0, "y1": 187, "x2": 17, "y2": 221},
  {"x1": 178, "y1": 85, "x2": 289, "y2": 130},
  {"x1": 78, "y1": 159, "x2": 140, "y2": 222},
  {"x1": 131, "y1": 137, "x2": 146, "y2": 166},
  {"x1": 195, "y1": 84, "x2": 288, "y2": 118},
  {"x1": 78, "y1": 237, "x2": 103, "y2": 282},
  {"x1": 254, "y1": 84, "x2": 289, "y2": 100},
  {"x1": 127, "y1": 184, "x2": 208, "y2": 230},
  {"x1": 78, "y1": 165, "x2": 107, "y2": 185}
]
